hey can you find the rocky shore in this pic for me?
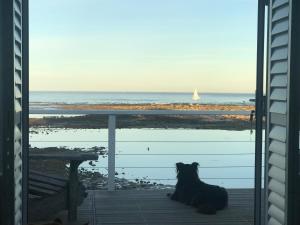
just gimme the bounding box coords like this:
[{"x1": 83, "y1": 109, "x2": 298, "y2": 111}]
[
  {"x1": 58, "y1": 103, "x2": 254, "y2": 111},
  {"x1": 29, "y1": 147, "x2": 172, "y2": 190},
  {"x1": 30, "y1": 103, "x2": 255, "y2": 130}
]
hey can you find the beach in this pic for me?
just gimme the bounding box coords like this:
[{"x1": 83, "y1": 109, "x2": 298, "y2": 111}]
[{"x1": 30, "y1": 103, "x2": 255, "y2": 130}]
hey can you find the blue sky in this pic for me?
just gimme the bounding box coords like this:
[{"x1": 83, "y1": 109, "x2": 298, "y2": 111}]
[{"x1": 30, "y1": 0, "x2": 257, "y2": 93}]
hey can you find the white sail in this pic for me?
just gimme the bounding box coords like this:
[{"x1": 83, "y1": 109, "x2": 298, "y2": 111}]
[{"x1": 192, "y1": 89, "x2": 200, "y2": 101}]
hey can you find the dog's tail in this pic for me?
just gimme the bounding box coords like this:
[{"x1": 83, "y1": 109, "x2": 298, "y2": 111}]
[{"x1": 197, "y1": 203, "x2": 217, "y2": 215}]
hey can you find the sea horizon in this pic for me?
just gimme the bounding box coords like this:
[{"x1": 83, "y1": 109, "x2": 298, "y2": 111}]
[{"x1": 29, "y1": 91, "x2": 255, "y2": 106}]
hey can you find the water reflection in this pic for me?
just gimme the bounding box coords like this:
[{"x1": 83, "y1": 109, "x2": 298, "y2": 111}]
[{"x1": 30, "y1": 128, "x2": 264, "y2": 188}]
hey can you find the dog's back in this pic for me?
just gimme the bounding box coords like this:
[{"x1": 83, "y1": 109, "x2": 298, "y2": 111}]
[{"x1": 192, "y1": 182, "x2": 228, "y2": 213}]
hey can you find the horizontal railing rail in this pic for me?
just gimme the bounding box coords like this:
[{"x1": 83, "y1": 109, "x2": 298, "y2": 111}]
[
  {"x1": 87, "y1": 165, "x2": 262, "y2": 169},
  {"x1": 30, "y1": 109, "x2": 255, "y2": 191},
  {"x1": 30, "y1": 109, "x2": 252, "y2": 115},
  {"x1": 30, "y1": 140, "x2": 257, "y2": 143}
]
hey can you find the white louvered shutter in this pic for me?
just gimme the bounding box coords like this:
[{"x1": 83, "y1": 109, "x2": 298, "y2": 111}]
[
  {"x1": 14, "y1": 0, "x2": 23, "y2": 224},
  {"x1": 266, "y1": 0, "x2": 290, "y2": 225}
]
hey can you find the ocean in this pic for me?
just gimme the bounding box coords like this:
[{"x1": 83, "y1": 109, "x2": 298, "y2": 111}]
[{"x1": 30, "y1": 91, "x2": 254, "y2": 106}]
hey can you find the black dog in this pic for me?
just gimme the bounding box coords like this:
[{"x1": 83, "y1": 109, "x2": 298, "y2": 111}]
[{"x1": 168, "y1": 162, "x2": 228, "y2": 214}]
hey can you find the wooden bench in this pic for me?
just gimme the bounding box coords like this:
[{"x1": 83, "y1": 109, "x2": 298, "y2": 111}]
[
  {"x1": 29, "y1": 152, "x2": 98, "y2": 222},
  {"x1": 29, "y1": 171, "x2": 69, "y2": 221}
]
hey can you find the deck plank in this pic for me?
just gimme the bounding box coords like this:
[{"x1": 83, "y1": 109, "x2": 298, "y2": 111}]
[{"x1": 77, "y1": 189, "x2": 254, "y2": 225}]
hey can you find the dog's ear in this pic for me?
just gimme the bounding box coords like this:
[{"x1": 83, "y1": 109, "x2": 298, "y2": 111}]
[
  {"x1": 192, "y1": 162, "x2": 199, "y2": 169},
  {"x1": 176, "y1": 162, "x2": 184, "y2": 171}
]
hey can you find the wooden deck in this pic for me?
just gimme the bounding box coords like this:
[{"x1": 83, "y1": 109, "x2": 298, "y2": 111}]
[{"x1": 73, "y1": 189, "x2": 254, "y2": 225}]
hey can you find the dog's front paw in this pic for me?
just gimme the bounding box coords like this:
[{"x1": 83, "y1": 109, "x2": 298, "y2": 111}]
[{"x1": 167, "y1": 193, "x2": 179, "y2": 201}]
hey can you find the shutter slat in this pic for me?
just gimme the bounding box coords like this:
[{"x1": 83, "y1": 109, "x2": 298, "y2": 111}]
[
  {"x1": 271, "y1": 19, "x2": 289, "y2": 35},
  {"x1": 14, "y1": 26, "x2": 21, "y2": 43},
  {"x1": 271, "y1": 75, "x2": 287, "y2": 87},
  {"x1": 269, "y1": 140, "x2": 286, "y2": 156},
  {"x1": 273, "y1": 0, "x2": 289, "y2": 9},
  {"x1": 15, "y1": 99, "x2": 21, "y2": 113},
  {"x1": 15, "y1": 111, "x2": 21, "y2": 124},
  {"x1": 270, "y1": 113, "x2": 286, "y2": 126},
  {"x1": 269, "y1": 192, "x2": 285, "y2": 211},
  {"x1": 15, "y1": 126, "x2": 22, "y2": 141},
  {"x1": 14, "y1": 12, "x2": 21, "y2": 29},
  {"x1": 268, "y1": 205, "x2": 285, "y2": 225},
  {"x1": 269, "y1": 153, "x2": 286, "y2": 170},
  {"x1": 269, "y1": 126, "x2": 286, "y2": 142},
  {"x1": 270, "y1": 88, "x2": 287, "y2": 101},
  {"x1": 15, "y1": 170, "x2": 22, "y2": 187},
  {"x1": 14, "y1": 43, "x2": 21, "y2": 56},
  {"x1": 271, "y1": 32, "x2": 288, "y2": 48},
  {"x1": 268, "y1": 217, "x2": 283, "y2": 225},
  {"x1": 15, "y1": 86, "x2": 22, "y2": 99},
  {"x1": 270, "y1": 102, "x2": 287, "y2": 114},
  {"x1": 15, "y1": 56, "x2": 22, "y2": 70},
  {"x1": 269, "y1": 179, "x2": 285, "y2": 196},
  {"x1": 15, "y1": 69, "x2": 22, "y2": 84},
  {"x1": 271, "y1": 61, "x2": 288, "y2": 74},
  {"x1": 269, "y1": 166, "x2": 285, "y2": 183},
  {"x1": 15, "y1": 181, "x2": 22, "y2": 198},
  {"x1": 272, "y1": 4, "x2": 289, "y2": 22},
  {"x1": 271, "y1": 47, "x2": 288, "y2": 61},
  {"x1": 14, "y1": 1, "x2": 21, "y2": 15},
  {"x1": 14, "y1": 141, "x2": 21, "y2": 154},
  {"x1": 14, "y1": 210, "x2": 22, "y2": 225}
]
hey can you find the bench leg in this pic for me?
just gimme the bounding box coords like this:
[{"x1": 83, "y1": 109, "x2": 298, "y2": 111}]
[{"x1": 68, "y1": 160, "x2": 81, "y2": 221}]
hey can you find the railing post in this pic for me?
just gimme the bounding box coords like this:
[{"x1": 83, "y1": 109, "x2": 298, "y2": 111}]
[
  {"x1": 108, "y1": 115, "x2": 116, "y2": 191},
  {"x1": 255, "y1": 0, "x2": 266, "y2": 225}
]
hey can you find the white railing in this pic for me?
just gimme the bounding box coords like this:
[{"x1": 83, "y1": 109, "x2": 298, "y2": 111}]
[{"x1": 30, "y1": 109, "x2": 252, "y2": 191}]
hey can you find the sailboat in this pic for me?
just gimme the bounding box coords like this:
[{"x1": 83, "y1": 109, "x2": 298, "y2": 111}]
[{"x1": 192, "y1": 89, "x2": 200, "y2": 101}]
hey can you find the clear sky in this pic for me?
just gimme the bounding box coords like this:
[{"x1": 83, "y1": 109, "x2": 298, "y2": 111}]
[{"x1": 29, "y1": 0, "x2": 257, "y2": 93}]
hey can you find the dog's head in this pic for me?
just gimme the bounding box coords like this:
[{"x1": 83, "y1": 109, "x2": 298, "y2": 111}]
[{"x1": 176, "y1": 162, "x2": 199, "y2": 183}]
